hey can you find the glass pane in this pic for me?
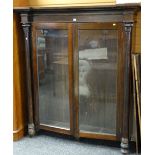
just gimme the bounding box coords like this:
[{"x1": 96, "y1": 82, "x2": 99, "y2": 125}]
[
  {"x1": 36, "y1": 29, "x2": 70, "y2": 129},
  {"x1": 79, "y1": 29, "x2": 118, "y2": 135}
]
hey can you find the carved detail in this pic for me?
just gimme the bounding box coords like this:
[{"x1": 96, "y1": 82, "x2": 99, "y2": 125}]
[
  {"x1": 121, "y1": 138, "x2": 129, "y2": 154},
  {"x1": 21, "y1": 14, "x2": 31, "y2": 25},
  {"x1": 21, "y1": 13, "x2": 35, "y2": 133},
  {"x1": 28, "y1": 124, "x2": 35, "y2": 137},
  {"x1": 124, "y1": 22, "x2": 133, "y2": 32},
  {"x1": 121, "y1": 22, "x2": 133, "y2": 154}
]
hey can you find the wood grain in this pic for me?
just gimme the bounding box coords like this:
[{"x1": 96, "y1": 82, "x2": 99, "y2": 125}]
[
  {"x1": 132, "y1": 11, "x2": 141, "y2": 53},
  {"x1": 29, "y1": 0, "x2": 115, "y2": 7},
  {"x1": 13, "y1": 13, "x2": 27, "y2": 141},
  {"x1": 79, "y1": 132, "x2": 117, "y2": 141},
  {"x1": 13, "y1": 0, "x2": 115, "y2": 8},
  {"x1": 13, "y1": 0, "x2": 29, "y2": 7}
]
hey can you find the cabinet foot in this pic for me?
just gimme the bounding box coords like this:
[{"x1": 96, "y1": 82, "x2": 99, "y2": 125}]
[
  {"x1": 75, "y1": 136, "x2": 80, "y2": 141},
  {"x1": 28, "y1": 123, "x2": 35, "y2": 137},
  {"x1": 121, "y1": 138, "x2": 129, "y2": 154}
]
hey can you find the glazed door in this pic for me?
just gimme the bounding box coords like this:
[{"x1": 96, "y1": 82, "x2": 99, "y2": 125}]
[
  {"x1": 74, "y1": 23, "x2": 124, "y2": 140},
  {"x1": 32, "y1": 22, "x2": 124, "y2": 139},
  {"x1": 32, "y1": 23, "x2": 73, "y2": 135}
]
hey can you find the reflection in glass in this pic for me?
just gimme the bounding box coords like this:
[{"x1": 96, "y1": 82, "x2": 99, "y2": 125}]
[
  {"x1": 79, "y1": 30, "x2": 118, "y2": 134},
  {"x1": 37, "y1": 29, "x2": 70, "y2": 129}
]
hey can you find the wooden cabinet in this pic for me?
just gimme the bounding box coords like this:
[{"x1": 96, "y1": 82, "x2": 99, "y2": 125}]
[{"x1": 14, "y1": 6, "x2": 139, "y2": 153}]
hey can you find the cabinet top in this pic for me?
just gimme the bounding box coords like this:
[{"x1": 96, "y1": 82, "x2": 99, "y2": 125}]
[
  {"x1": 13, "y1": 4, "x2": 140, "y2": 13},
  {"x1": 14, "y1": 5, "x2": 140, "y2": 23}
]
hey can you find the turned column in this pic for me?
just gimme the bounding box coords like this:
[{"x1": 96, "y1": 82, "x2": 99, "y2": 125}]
[
  {"x1": 20, "y1": 13, "x2": 35, "y2": 136},
  {"x1": 121, "y1": 22, "x2": 133, "y2": 154}
]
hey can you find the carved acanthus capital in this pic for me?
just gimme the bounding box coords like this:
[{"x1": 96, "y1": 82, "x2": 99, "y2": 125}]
[{"x1": 124, "y1": 22, "x2": 133, "y2": 32}]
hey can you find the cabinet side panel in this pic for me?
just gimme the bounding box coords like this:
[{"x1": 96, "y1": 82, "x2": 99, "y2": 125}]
[{"x1": 13, "y1": 13, "x2": 27, "y2": 141}]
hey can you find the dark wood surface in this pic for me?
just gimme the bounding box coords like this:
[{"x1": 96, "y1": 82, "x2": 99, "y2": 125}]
[
  {"x1": 21, "y1": 13, "x2": 34, "y2": 131},
  {"x1": 116, "y1": 24, "x2": 124, "y2": 140},
  {"x1": 16, "y1": 7, "x2": 137, "y2": 148},
  {"x1": 32, "y1": 22, "x2": 40, "y2": 130},
  {"x1": 31, "y1": 22, "x2": 129, "y2": 141},
  {"x1": 32, "y1": 23, "x2": 73, "y2": 135},
  {"x1": 68, "y1": 23, "x2": 74, "y2": 135},
  {"x1": 122, "y1": 23, "x2": 133, "y2": 139},
  {"x1": 13, "y1": 5, "x2": 140, "y2": 13},
  {"x1": 79, "y1": 132, "x2": 117, "y2": 141},
  {"x1": 39, "y1": 124, "x2": 71, "y2": 135},
  {"x1": 77, "y1": 23, "x2": 123, "y2": 141},
  {"x1": 73, "y1": 23, "x2": 79, "y2": 139},
  {"x1": 120, "y1": 23, "x2": 133, "y2": 153}
]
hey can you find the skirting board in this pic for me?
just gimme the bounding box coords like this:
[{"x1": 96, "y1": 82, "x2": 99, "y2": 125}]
[{"x1": 13, "y1": 126, "x2": 26, "y2": 141}]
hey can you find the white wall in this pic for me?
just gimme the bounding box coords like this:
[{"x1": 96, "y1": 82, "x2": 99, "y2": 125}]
[{"x1": 116, "y1": 0, "x2": 141, "y2": 4}]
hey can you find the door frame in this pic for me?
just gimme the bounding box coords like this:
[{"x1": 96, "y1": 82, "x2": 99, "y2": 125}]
[
  {"x1": 32, "y1": 22, "x2": 125, "y2": 141},
  {"x1": 32, "y1": 22, "x2": 74, "y2": 135},
  {"x1": 73, "y1": 22, "x2": 124, "y2": 141}
]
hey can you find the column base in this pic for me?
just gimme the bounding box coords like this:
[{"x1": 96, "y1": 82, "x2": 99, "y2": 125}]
[
  {"x1": 28, "y1": 123, "x2": 35, "y2": 137},
  {"x1": 121, "y1": 138, "x2": 129, "y2": 154}
]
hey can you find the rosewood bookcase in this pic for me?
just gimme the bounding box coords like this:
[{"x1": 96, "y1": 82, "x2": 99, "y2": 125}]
[{"x1": 14, "y1": 6, "x2": 139, "y2": 153}]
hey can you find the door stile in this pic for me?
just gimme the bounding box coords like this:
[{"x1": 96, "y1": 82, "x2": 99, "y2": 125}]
[
  {"x1": 32, "y1": 23, "x2": 74, "y2": 135},
  {"x1": 32, "y1": 23, "x2": 40, "y2": 131},
  {"x1": 31, "y1": 22, "x2": 125, "y2": 140},
  {"x1": 73, "y1": 23, "x2": 80, "y2": 139},
  {"x1": 77, "y1": 22, "x2": 120, "y2": 140},
  {"x1": 68, "y1": 23, "x2": 74, "y2": 134},
  {"x1": 116, "y1": 23, "x2": 125, "y2": 140}
]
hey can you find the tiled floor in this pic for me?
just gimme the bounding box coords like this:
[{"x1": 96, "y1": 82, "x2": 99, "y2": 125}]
[{"x1": 13, "y1": 134, "x2": 139, "y2": 155}]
